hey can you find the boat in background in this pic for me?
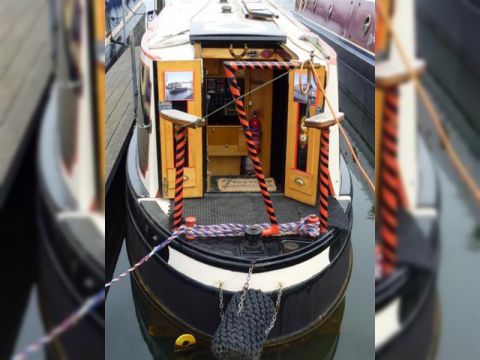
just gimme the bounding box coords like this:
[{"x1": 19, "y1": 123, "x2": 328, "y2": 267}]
[
  {"x1": 37, "y1": 1, "x2": 104, "y2": 359},
  {"x1": 416, "y1": 0, "x2": 480, "y2": 155},
  {"x1": 374, "y1": 1, "x2": 440, "y2": 358},
  {"x1": 293, "y1": 0, "x2": 375, "y2": 157},
  {"x1": 126, "y1": 0, "x2": 353, "y2": 357}
]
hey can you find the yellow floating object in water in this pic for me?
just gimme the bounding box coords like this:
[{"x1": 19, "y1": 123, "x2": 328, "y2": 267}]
[{"x1": 175, "y1": 334, "x2": 196, "y2": 349}]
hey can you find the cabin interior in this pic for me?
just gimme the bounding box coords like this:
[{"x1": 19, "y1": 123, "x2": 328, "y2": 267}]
[{"x1": 149, "y1": 41, "x2": 328, "y2": 220}]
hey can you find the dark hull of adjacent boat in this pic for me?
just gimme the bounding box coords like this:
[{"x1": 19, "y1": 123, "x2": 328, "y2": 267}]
[
  {"x1": 36, "y1": 90, "x2": 104, "y2": 360},
  {"x1": 125, "y1": 132, "x2": 353, "y2": 346},
  {"x1": 293, "y1": 13, "x2": 375, "y2": 155},
  {"x1": 416, "y1": 0, "x2": 480, "y2": 147},
  {"x1": 37, "y1": 210, "x2": 104, "y2": 360}
]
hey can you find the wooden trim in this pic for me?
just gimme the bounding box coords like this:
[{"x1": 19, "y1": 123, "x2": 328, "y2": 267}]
[
  {"x1": 284, "y1": 68, "x2": 325, "y2": 205},
  {"x1": 157, "y1": 60, "x2": 204, "y2": 198}
]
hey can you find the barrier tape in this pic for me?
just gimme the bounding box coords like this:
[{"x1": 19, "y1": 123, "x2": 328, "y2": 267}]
[{"x1": 173, "y1": 126, "x2": 187, "y2": 229}]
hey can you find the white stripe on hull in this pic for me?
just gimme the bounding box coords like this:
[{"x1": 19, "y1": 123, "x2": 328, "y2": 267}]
[
  {"x1": 167, "y1": 246, "x2": 331, "y2": 293},
  {"x1": 375, "y1": 297, "x2": 402, "y2": 349}
]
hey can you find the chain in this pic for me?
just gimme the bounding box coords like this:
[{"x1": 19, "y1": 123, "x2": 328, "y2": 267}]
[
  {"x1": 237, "y1": 261, "x2": 255, "y2": 314},
  {"x1": 218, "y1": 281, "x2": 224, "y2": 319},
  {"x1": 265, "y1": 282, "x2": 283, "y2": 335}
]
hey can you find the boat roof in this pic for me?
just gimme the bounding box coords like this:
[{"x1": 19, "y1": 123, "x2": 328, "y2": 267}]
[{"x1": 142, "y1": 0, "x2": 333, "y2": 64}]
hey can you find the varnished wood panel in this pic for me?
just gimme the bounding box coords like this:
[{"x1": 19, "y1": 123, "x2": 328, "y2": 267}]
[
  {"x1": 157, "y1": 60, "x2": 204, "y2": 198},
  {"x1": 284, "y1": 68, "x2": 325, "y2": 206}
]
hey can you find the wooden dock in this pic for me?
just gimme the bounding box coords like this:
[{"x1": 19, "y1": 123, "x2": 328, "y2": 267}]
[
  {"x1": 106, "y1": 46, "x2": 140, "y2": 191},
  {"x1": 0, "y1": 0, "x2": 52, "y2": 208},
  {"x1": 105, "y1": 45, "x2": 139, "y2": 283}
]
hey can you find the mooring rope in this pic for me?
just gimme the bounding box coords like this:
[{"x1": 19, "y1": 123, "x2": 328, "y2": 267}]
[
  {"x1": 12, "y1": 290, "x2": 105, "y2": 360},
  {"x1": 13, "y1": 215, "x2": 319, "y2": 359},
  {"x1": 307, "y1": 59, "x2": 375, "y2": 192}
]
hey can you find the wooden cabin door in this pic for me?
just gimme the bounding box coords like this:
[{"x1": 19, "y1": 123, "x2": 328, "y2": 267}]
[
  {"x1": 284, "y1": 68, "x2": 326, "y2": 206},
  {"x1": 156, "y1": 60, "x2": 204, "y2": 198}
]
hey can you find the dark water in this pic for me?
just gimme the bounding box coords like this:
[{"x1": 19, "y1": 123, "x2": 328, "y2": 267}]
[{"x1": 418, "y1": 75, "x2": 480, "y2": 359}]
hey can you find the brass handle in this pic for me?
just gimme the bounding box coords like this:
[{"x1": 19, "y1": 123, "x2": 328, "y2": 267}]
[
  {"x1": 295, "y1": 177, "x2": 305, "y2": 186},
  {"x1": 229, "y1": 44, "x2": 248, "y2": 59},
  {"x1": 183, "y1": 175, "x2": 189, "y2": 182}
]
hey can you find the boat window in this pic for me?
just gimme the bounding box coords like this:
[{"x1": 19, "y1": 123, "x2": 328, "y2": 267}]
[
  {"x1": 363, "y1": 15, "x2": 372, "y2": 36},
  {"x1": 327, "y1": 4, "x2": 334, "y2": 20}
]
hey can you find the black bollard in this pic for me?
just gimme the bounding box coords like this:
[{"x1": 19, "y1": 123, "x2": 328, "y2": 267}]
[{"x1": 244, "y1": 225, "x2": 263, "y2": 251}]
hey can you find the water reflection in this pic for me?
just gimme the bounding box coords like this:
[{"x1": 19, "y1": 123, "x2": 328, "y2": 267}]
[{"x1": 131, "y1": 277, "x2": 345, "y2": 360}]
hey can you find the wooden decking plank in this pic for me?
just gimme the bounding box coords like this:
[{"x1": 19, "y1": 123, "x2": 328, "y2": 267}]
[
  {"x1": 0, "y1": 0, "x2": 52, "y2": 206},
  {"x1": 105, "y1": 47, "x2": 140, "y2": 189}
]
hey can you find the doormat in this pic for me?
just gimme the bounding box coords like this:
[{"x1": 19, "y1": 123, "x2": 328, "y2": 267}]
[{"x1": 217, "y1": 178, "x2": 277, "y2": 192}]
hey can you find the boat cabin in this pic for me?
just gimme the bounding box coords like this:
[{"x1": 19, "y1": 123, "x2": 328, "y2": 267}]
[
  {"x1": 137, "y1": 0, "x2": 342, "y2": 209},
  {"x1": 126, "y1": 1, "x2": 354, "y2": 347}
]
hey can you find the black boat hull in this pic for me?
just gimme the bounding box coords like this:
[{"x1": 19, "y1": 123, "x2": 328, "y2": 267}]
[
  {"x1": 37, "y1": 215, "x2": 104, "y2": 360},
  {"x1": 36, "y1": 88, "x2": 105, "y2": 360},
  {"x1": 125, "y1": 128, "x2": 353, "y2": 346},
  {"x1": 131, "y1": 274, "x2": 346, "y2": 359},
  {"x1": 125, "y1": 208, "x2": 352, "y2": 345}
]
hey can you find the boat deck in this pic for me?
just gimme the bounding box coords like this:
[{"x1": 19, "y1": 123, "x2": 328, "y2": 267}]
[
  {"x1": 184, "y1": 193, "x2": 317, "y2": 225},
  {"x1": 0, "y1": 0, "x2": 52, "y2": 207},
  {"x1": 106, "y1": 46, "x2": 140, "y2": 191}
]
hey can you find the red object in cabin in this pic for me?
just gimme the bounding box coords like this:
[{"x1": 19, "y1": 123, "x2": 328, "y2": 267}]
[{"x1": 249, "y1": 112, "x2": 261, "y2": 153}]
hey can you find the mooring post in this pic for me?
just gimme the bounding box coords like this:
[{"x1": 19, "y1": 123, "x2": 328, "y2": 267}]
[
  {"x1": 304, "y1": 109, "x2": 345, "y2": 234},
  {"x1": 159, "y1": 109, "x2": 205, "y2": 229},
  {"x1": 129, "y1": 33, "x2": 138, "y2": 117},
  {"x1": 375, "y1": 59, "x2": 425, "y2": 274},
  {"x1": 378, "y1": 86, "x2": 400, "y2": 274},
  {"x1": 172, "y1": 126, "x2": 187, "y2": 229}
]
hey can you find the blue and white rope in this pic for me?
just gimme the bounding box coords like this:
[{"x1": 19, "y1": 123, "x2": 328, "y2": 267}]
[{"x1": 12, "y1": 216, "x2": 318, "y2": 359}]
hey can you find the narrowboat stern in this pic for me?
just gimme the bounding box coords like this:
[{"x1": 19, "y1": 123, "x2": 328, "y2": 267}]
[{"x1": 126, "y1": 0, "x2": 354, "y2": 356}]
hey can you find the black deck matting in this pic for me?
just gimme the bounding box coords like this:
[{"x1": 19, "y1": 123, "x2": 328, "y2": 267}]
[{"x1": 183, "y1": 193, "x2": 317, "y2": 225}]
